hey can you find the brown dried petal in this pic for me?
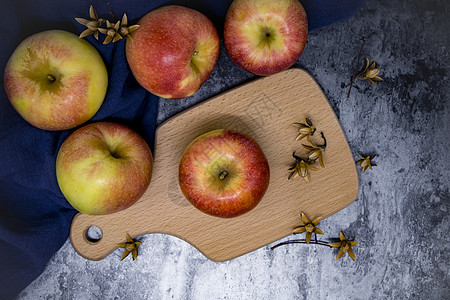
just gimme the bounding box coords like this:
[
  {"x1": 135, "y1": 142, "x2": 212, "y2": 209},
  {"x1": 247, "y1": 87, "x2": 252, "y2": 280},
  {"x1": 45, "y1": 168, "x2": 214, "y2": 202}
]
[
  {"x1": 79, "y1": 28, "x2": 93, "y2": 39},
  {"x1": 372, "y1": 76, "x2": 383, "y2": 82},
  {"x1": 127, "y1": 24, "x2": 140, "y2": 33},
  {"x1": 301, "y1": 213, "x2": 310, "y2": 225},
  {"x1": 305, "y1": 231, "x2": 312, "y2": 244},
  {"x1": 113, "y1": 20, "x2": 121, "y2": 31},
  {"x1": 369, "y1": 80, "x2": 378, "y2": 88},
  {"x1": 363, "y1": 57, "x2": 369, "y2": 72},
  {"x1": 311, "y1": 217, "x2": 322, "y2": 226},
  {"x1": 314, "y1": 227, "x2": 324, "y2": 235},
  {"x1": 126, "y1": 234, "x2": 133, "y2": 243},
  {"x1": 103, "y1": 35, "x2": 112, "y2": 44},
  {"x1": 347, "y1": 248, "x2": 356, "y2": 261},
  {"x1": 122, "y1": 13, "x2": 128, "y2": 26},
  {"x1": 328, "y1": 242, "x2": 342, "y2": 248},
  {"x1": 113, "y1": 33, "x2": 123, "y2": 42},
  {"x1": 98, "y1": 28, "x2": 108, "y2": 34},
  {"x1": 349, "y1": 240, "x2": 359, "y2": 247},
  {"x1": 336, "y1": 248, "x2": 346, "y2": 260},
  {"x1": 75, "y1": 17, "x2": 90, "y2": 26},
  {"x1": 293, "y1": 226, "x2": 306, "y2": 234},
  {"x1": 120, "y1": 250, "x2": 130, "y2": 261},
  {"x1": 89, "y1": 5, "x2": 97, "y2": 20},
  {"x1": 295, "y1": 133, "x2": 309, "y2": 141},
  {"x1": 366, "y1": 68, "x2": 380, "y2": 78}
]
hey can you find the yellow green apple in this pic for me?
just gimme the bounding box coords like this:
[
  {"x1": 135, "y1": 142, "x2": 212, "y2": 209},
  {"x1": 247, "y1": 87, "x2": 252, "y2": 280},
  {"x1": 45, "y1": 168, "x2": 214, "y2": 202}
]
[
  {"x1": 126, "y1": 5, "x2": 220, "y2": 99},
  {"x1": 179, "y1": 129, "x2": 270, "y2": 218},
  {"x1": 56, "y1": 122, "x2": 153, "y2": 215},
  {"x1": 3, "y1": 30, "x2": 108, "y2": 130},
  {"x1": 224, "y1": 0, "x2": 308, "y2": 76}
]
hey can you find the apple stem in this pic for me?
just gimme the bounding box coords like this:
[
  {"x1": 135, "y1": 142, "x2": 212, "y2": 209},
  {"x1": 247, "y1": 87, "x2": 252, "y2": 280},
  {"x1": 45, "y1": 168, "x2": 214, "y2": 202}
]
[
  {"x1": 47, "y1": 74, "x2": 56, "y2": 82},
  {"x1": 219, "y1": 170, "x2": 229, "y2": 180}
]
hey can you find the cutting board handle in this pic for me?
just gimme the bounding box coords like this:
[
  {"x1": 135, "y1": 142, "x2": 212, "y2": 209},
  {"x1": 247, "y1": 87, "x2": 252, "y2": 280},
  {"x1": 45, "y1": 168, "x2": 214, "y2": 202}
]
[{"x1": 70, "y1": 213, "x2": 124, "y2": 261}]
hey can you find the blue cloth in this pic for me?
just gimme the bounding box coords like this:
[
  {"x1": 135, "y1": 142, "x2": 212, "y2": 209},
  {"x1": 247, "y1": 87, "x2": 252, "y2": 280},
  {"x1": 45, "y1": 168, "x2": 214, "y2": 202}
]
[{"x1": 0, "y1": 0, "x2": 366, "y2": 298}]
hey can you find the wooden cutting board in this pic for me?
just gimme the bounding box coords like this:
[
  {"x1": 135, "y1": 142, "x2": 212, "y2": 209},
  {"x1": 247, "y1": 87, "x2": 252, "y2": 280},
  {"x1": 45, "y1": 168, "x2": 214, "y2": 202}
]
[{"x1": 70, "y1": 68, "x2": 359, "y2": 261}]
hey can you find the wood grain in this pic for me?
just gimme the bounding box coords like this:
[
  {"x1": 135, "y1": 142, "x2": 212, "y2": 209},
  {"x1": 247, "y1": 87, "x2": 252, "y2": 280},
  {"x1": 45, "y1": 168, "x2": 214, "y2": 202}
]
[{"x1": 70, "y1": 68, "x2": 359, "y2": 261}]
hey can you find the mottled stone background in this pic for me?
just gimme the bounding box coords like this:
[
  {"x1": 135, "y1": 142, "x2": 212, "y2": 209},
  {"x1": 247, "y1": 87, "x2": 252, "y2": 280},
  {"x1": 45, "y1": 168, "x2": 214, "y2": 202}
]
[{"x1": 17, "y1": 0, "x2": 449, "y2": 299}]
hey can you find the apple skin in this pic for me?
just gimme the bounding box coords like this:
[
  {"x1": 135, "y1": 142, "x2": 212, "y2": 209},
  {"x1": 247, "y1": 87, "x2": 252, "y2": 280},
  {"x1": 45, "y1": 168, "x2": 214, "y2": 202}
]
[
  {"x1": 179, "y1": 129, "x2": 270, "y2": 218},
  {"x1": 56, "y1": 122, "x2": 153, "y2": 215},
  {"x1": 3, "y1": 30, "x2": 108, "y2": 130},
  {"x1": 224, "y1": 0, "x2": 308, "y2": 76},
  {"x1": 126, "y1": 5, "x2": 220, "y2": 99}
]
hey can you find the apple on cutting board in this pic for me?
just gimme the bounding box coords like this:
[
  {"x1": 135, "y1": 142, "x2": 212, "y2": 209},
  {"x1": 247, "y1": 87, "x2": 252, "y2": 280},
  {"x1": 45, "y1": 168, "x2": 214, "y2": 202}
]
[
  {"x1": 56, "y1": 122, "x2": 153, "y2": 215},
  {"x1": 126, "y1": 5, "x2": 220, "y2": 99},
  {"x1": 224, "y1": 0, "x2": 308, "y2": 76},
  {"x1": 179, "y1": 129, "x2": 270, "y2": 218},
  {"x1": 3, "y1": 30, "x2": 108, "y2": 130}
]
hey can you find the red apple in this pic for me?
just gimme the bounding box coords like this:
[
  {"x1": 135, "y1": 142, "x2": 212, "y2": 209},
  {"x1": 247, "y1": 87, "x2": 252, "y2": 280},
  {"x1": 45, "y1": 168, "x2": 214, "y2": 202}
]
[
  {"x1": 179, "y1": 129, "x2": 270, "y2": 218},
  {"x1": 126, "y1": 5, "x2": 220, "y2": 99},
  {"x1": 224, "y1": 0, "x2": 308, "y2": 76},
  {"x1": 56, "y1": 122, "x2": 153, "y2": 215},
  {"x1": 3, "y1": 30, "x2": 108, "y2": 130}
]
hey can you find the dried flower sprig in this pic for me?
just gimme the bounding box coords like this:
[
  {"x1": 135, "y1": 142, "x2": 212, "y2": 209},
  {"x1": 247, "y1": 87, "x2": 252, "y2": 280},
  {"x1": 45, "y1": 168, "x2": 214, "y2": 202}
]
[
  {"x1": 117, "y1": 233, "x2": 142, "y2": 261},
  {"x1": 289, "y1": 119, "x2": 327, "y2": 181},
  {"x1": 357, "y1": 58, "x2": 383, "y2": 87},
  {"x1": 271, "y1": 215, "x2": 359, "y2": 262},
  {"x1": 288, "y1": 152, "x2": 318, "y2": 182},
  {"x1": 75, "y1": 5, "x2": 104, "y2": 40},
  {"x1": 118, "y1": 13, "x2": 140, "y2": 40},
  {"x1": 293, "y1": 213, "x2": 324, "y2": 243},
  {"x1": 302, "y1": 132, "x2": 327, "y2": 168},
  {"x1": 347, "y1": 38, "x2": 383, "y2": 98},
  {"x1": 293, "y1": 118, "x2": 316, "y2": 142},
  {"x1": 76, "y1": 5, "x2": 139, "y2": 44},
  {"x1": 328, "y1": 232, "x2": 358, "y2": 261},
  {"x1": 98, "y1": 19, "x2": 122, "y2": 44},
  {"x1": 356, "y1": 154, "x2": 377, "y2": 173}
]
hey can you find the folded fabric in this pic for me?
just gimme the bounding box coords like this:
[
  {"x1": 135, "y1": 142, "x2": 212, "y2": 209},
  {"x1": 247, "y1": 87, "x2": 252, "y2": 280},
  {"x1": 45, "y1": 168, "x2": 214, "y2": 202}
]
[{"x1": 0, "y1": 0, "x2": 366, "y2": 298}]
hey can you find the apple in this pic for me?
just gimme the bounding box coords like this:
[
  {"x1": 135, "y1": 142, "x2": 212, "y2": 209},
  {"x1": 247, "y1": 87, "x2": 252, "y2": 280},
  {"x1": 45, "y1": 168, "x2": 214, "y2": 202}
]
[
  {"x1": 3, "y1": 30, "x2": 108, "y2": 131},
  {"x1": 56, "y1": 122, "x2": 153, "y2": 215},
  {"x1": 179, "y1": 129, "x2": 270, "y2": 218},
  {"x1": 224, "y1": 0, "x2": 308, "y2": 76},
  {"x1": 125, "y1": 5, "x2": 220, "y2": 99}
]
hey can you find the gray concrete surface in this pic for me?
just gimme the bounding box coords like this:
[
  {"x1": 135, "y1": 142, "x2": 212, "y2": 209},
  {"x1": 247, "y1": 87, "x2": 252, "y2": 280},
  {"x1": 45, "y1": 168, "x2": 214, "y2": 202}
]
[{"x1": 17, "y1": 0, "x2": 449, "y2": 299}]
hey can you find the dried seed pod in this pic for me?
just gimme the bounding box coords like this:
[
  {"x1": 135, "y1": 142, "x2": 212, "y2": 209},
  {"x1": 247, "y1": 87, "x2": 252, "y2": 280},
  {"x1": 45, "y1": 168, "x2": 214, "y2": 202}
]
[
  {"x1": 76, "y1": 7, "x2": 140, "y2": 44},
  {"x1": 328, "y1": 232, "x2": 359, "y2": 261},
  {"x1": 356, "y1": 154, "x2": 377, "y2": 173},
  {"x1": 293, "y1": 213, "x2": 324, "y2": 243},
  {"x1": 288, "y1": 152, "x2": 318, "y2": 182},
  {"x1": 75, "y1": 5, "x2": 104, "y2": 40},
  {"x1": 293, "y1": 118, "x2": 316, "y2": 142},
  {"x1": 117, "y1": 233, "x2": 142, "y2": 260},
  {"x1": 303, "y1": 132, "x2": 327, "y2": 168},
  {"x1": 357, "y1": 58, "x2": 383, "y2": 87}
]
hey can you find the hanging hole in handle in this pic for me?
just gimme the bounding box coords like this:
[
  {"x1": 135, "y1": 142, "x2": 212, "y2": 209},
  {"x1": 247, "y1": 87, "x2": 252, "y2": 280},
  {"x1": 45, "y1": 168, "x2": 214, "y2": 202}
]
[{"x1": 85, "y1": 225, "x2": 103, "y2": 244}]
